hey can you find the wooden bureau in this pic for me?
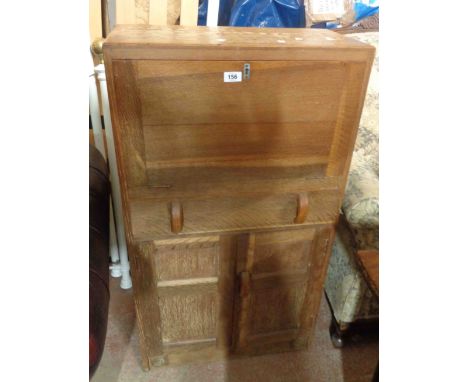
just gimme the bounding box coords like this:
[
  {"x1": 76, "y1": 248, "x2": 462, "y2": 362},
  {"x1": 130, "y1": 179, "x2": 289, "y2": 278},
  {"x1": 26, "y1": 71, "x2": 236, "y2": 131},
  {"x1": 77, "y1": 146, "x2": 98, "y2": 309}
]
[{"x1": 104, "y1": 25, "x2": 374, "y2": 370}]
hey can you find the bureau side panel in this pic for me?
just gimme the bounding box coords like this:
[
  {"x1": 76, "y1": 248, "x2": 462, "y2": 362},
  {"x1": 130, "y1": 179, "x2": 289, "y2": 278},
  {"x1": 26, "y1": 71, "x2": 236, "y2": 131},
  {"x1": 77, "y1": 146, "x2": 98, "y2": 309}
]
[
  {"x1": 106, "y1": 59, "x2": 147, "y2": 189},
  {"x1": 326, "y1": 57, "x2": 375, "y2": 192}
]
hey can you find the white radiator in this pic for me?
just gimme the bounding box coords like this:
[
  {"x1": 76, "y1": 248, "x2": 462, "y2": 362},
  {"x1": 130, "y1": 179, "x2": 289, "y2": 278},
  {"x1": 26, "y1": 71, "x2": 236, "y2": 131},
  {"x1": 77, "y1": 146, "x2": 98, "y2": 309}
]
[{"x1": 89, "y1": 55, "x2": 132, "y2": 290}]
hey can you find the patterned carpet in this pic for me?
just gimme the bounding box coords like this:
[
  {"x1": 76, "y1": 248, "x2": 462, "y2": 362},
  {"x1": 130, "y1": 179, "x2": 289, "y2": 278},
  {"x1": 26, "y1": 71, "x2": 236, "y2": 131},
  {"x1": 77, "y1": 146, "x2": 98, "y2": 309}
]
[{"x1": 93, "y1": 277, "x2": 378, "y2": 382}]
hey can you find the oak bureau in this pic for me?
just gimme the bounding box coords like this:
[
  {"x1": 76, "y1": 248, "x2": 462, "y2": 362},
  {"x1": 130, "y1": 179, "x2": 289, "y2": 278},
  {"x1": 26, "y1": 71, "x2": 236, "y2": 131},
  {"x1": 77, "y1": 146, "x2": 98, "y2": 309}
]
[{"x1": 103, "y1": 25, "x2": 374, "y2": 370}]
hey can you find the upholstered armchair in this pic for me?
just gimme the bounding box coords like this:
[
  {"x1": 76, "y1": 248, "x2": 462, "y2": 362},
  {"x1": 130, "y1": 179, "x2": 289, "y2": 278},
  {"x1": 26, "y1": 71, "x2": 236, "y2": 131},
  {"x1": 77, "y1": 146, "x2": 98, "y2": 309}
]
[
  {"x1": 324, "y1": 32, "x2": 379, "y2": 346},
  {"x1": 89, "y1": 145, "x2": 110, "y2": 377}
]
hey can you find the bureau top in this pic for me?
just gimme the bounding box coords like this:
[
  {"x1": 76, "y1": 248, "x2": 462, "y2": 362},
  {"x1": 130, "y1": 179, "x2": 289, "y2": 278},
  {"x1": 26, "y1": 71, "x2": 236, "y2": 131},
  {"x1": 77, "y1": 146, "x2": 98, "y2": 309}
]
[{"x1": 104, "y1": 25, "x2": 374, "y2": 61}]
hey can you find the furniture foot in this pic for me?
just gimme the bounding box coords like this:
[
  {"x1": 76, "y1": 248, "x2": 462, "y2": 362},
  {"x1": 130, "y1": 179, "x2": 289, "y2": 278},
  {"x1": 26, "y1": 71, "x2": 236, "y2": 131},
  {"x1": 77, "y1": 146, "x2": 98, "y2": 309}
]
[
  {"x1": 110, "y1": 262, "x2": 123, "y2": 278},
  {"x1": 120, "y1": 268, "x2": 132, "y2": 289},
  {"x1": 372, "y1": 362, "x2": 379, "y2": 381},
  {"x1": 329, "y1": 317, "x2": 345, "y2": 348}
]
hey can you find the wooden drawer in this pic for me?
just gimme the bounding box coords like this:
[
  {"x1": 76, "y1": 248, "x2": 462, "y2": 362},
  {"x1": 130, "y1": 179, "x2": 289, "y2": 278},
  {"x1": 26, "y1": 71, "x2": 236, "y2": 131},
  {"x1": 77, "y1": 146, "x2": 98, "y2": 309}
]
[{"x1": 130, "y1": 190, "x2": 341, "y2": 240}]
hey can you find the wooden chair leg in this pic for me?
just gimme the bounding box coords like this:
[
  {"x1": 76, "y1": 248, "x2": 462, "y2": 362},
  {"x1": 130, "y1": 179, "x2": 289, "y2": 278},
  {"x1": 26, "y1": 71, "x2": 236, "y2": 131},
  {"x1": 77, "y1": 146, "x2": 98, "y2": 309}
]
[
  {"x1": 372, "y1": 362, "x2": 379, "y2": 381},
  {"x1": 329, "y1": 314, "x2": 346, "y2": 348}
]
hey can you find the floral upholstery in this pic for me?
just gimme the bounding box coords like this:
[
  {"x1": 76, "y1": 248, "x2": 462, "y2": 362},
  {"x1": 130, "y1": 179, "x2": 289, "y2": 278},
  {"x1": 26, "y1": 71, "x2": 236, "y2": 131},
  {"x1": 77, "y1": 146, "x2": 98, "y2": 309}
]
[
  {"x1": 325, "y1": 217, "x2": 379, "y2": 324},
  {"x1": 343, "y1": 150, "x2": 379, "y2": 250},
  {"x1": 342, "y1": 32, "x2": 379, "y2": 250},
  {"x1": 325, "y1": 32, "x2": 379, "y2": 326}
]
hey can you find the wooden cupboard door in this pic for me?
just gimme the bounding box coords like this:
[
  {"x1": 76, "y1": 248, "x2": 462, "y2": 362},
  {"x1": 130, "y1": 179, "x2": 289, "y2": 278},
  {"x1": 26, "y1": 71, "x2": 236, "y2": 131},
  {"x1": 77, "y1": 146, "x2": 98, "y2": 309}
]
[
  {"x1": 233, "y1": 226, "x2": 333, "y2": 354},
  {"x1": 135, "y1": 235, "x2": 236, "y2": 366}
]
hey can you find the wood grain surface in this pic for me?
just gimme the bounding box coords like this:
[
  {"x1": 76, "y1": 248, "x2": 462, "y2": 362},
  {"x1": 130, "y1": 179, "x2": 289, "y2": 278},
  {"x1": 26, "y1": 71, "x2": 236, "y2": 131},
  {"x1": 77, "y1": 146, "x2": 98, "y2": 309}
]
[
  {"x1": 232, "y1": 227, "x2": 334, "y2": 354},
  {"x1": 355, "y1": 250, "x2": 379, "y2": 296},
  {"x1": 104, "y1": 25, "x2": 374, "y2": 51},
  {"x1": 103, "y1": 25, "x2": 374, "y2": 368},
  {"x1": 149, "y1": 0, "x2": 168, "y2": 25},
  {"x1": 130, "y1": 190, "x2": 341, "y2": 240},
  {"x1": 180, "y1": 0, "x2": 198, "y2": 26},
  {"x1": 132, "y1": 235, "x2": 236, "y2": 366}
]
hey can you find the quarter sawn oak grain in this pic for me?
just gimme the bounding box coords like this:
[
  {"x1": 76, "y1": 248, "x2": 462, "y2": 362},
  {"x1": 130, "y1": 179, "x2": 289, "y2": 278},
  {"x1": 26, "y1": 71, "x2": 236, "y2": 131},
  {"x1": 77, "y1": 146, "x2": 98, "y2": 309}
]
[{"x1": 104, "y1": 25, "x2": 374, "y2": 369}]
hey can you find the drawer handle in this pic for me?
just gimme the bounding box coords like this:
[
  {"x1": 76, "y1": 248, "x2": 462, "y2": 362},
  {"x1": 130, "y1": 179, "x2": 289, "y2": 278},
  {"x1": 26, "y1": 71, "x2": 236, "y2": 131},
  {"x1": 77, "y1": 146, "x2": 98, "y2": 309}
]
[
  {"x1": 294, "y1": 192, "x2": 309, "y2": 224},
  {"x1": 170, "y1": 201, "x2": 184, "y2": 234}
]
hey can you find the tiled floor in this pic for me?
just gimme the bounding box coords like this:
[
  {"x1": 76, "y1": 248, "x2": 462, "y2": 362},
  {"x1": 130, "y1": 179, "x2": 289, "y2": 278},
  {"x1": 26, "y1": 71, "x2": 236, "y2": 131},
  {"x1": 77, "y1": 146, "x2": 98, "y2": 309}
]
[{"x1": 93, "y1": 277, "x2": 378, "y2": 382}]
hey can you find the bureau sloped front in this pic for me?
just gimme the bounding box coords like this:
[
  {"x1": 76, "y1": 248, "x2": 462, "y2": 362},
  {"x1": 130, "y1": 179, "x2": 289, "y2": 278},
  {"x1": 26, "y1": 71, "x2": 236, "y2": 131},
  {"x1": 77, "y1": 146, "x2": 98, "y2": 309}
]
[{"x1": 109, "y1": 57, "x2": 369, "y2": 192}]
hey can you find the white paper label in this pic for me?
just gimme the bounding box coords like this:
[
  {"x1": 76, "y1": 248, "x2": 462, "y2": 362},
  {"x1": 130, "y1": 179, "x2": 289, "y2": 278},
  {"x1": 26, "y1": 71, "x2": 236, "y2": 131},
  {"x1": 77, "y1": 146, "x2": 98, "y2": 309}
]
[{"x1": 224, "y1": 72, "x2": 242, "y2": 82}]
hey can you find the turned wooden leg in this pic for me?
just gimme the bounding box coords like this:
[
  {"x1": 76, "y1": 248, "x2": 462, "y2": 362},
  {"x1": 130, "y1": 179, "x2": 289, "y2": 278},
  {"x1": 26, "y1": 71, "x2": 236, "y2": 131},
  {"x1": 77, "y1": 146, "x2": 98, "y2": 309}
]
[
  {"x1": 329, "y1": 315, "x2": 347, "y2": 348},
  {"x1": 372, "y1": 362, "x2": 379, "y2": 382}
]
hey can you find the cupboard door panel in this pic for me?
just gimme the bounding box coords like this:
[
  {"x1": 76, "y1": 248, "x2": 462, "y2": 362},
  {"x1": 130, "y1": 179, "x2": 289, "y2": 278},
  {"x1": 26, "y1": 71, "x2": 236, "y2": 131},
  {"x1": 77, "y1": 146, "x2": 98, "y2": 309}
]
[
  {"x1": 252, "y1": 240, "x2": 311, "y2": 274},
  {"x1": 153, "y1": 236, "x2": 220, "y2": 281},
  {"x1": 234, "y1": 226, "x2": 333, "y2": 353},
  {"x1": 159, "y1": 289, "x2": 218, "y2": 345},
  {"x1": 136, "y1": 235, "x2": 236, "y2": 365},
  {"x1": 250, "y1": 284, "x2": 307, "y2": 334}
]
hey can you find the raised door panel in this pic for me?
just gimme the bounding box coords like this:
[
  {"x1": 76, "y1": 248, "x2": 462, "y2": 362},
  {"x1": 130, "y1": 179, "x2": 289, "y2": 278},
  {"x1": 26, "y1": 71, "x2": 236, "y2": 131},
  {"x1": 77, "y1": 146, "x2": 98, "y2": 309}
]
[
  {"x1": 134, "y1": 235, "x2": 236, "y2": 366},
  {"x1": 154, "y1": 237, "x2": 220, "y2": 347},
  {"x1": 158, "y1": 285, "x2": 218, "y2": 345},
  {"x1": 233, "y1": 226, "x2": 333, "y2": 354}
]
